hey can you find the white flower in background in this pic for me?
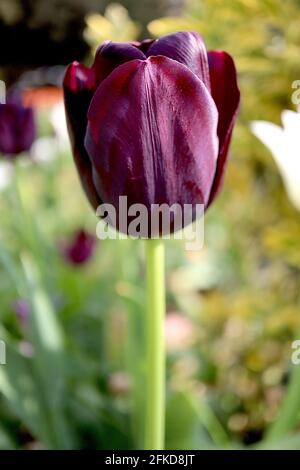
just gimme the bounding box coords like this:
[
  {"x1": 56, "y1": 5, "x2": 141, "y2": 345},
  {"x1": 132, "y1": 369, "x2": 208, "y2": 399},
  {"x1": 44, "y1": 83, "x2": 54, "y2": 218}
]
[
  {"x1": 251, "y1": 110, "x2": 300, "y2": 211},
  {"x1": 30, "y1": 102, "x2": 69, "y2": 163},
  {"x1": 30, "y1": 136, "x2": 58, "y2": 163},
  {"x1": 50, "y1": 102, "x2": 69, "y2": 147},
  {"x1": 0, "y1": 161, "x2": 13, "y2": 191}
]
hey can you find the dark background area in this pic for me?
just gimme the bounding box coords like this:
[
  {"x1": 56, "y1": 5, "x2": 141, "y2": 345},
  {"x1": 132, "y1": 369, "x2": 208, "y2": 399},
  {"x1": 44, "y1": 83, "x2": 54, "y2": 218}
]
[{"x1": 0, "y1": 0, "x2": 185, "y2": 84}]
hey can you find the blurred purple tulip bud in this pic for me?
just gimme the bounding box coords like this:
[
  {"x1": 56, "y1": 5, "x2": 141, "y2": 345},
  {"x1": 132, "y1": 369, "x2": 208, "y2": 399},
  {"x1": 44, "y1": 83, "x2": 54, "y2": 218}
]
[
  {"x1": 12, "y1": 299, "x2": 30, "y2": 326},
  {"x1": 60, "y1": 229, "x2": 96, "y2": 265},
  {"x1": 0, "y1": 93, "x2": 36, "y2": 157}
]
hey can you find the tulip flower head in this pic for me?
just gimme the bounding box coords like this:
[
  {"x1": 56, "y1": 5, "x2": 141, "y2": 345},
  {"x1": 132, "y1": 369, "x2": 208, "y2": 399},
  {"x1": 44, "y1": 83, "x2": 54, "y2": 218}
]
[
  {"x1": 0, "y1": 93, "x2": 36, "y2": 158},
  {"x1": 60, "y1": 229, "x2": 96, "y2": 265},
  {"x1": 63, "y1": 32, "x2": 240, "y2": 236},
  {"x1": 251, "y1": 110, "x2": 300, "y2": 212}
]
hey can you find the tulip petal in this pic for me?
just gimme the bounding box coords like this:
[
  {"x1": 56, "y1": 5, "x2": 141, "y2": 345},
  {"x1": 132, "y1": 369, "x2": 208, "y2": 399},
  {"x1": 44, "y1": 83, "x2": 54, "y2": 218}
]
[
  {"x1": 63, "y1": 44, "x2": 146, "y2": 209},
  {"x1": 251, "y1": 118, "x2": 300, "y2": 211},
  {"x1": 63, "y1": 61, "x2": 96, "y2": 93},
  {"x1": 135, "y1": 39, "x2": 156, "y2": 53},
  {"x1": 63, "y1": 62, "x2": 101, "y2": 208},
  {"x1": 207, "y1": 51, "x2": 240, "y2": 205},
  {"x1": 85, "y1": 56, "x2": 218, "y2": 234},
  {"x1": 146, "y1": 32, "x2": 211, "y2": 89},
  {"x1": 93, "y1": 41, "x2": 146, "y2": 83},
  {"x1": 251, "y1": 120, "x2": 285, "y2": 167}
]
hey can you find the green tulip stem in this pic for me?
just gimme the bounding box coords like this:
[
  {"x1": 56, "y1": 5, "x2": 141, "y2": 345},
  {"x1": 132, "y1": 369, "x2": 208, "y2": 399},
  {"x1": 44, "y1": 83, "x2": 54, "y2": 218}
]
[{"x1": 145, "y1": 238, "x2": 166, "y2": 450}]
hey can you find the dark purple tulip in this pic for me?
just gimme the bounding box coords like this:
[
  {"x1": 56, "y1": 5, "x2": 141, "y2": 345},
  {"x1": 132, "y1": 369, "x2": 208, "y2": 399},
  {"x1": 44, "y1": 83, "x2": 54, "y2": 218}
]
[
  {"x1": 0, "y1": 94, "x2": 36, "y2": 157},
  {"x1": 60, "y1": 229, "x2": 96, "y2": 265},
  {"x1": 63, "y1": 32, "x2": 240, "y2": 234}
]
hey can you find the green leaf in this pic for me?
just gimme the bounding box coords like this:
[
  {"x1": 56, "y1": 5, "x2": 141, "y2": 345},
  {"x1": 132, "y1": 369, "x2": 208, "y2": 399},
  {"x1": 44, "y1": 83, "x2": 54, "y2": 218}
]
[
  {"x1": 21, "y1": 253, "x2": 76, "y2": 449},
  {"x1": 0, "y1": 334, "x2": 52, "y2": 446},
  {"x1": 166, "y1": 390, "x2": 212, "y2": 450}
]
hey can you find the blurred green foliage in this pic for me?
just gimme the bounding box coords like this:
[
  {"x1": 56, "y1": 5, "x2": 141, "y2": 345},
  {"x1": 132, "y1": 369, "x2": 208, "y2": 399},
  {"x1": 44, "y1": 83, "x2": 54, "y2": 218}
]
[
  {"x1": 84, "y1": 3, "x2": 141, "y2": 54},
  {"x1": 149, "y1": 0, "x2": 300, "y2": 446},
  {"x1": 1, "y1": 0, "x2": 300, "y2": 450}
]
